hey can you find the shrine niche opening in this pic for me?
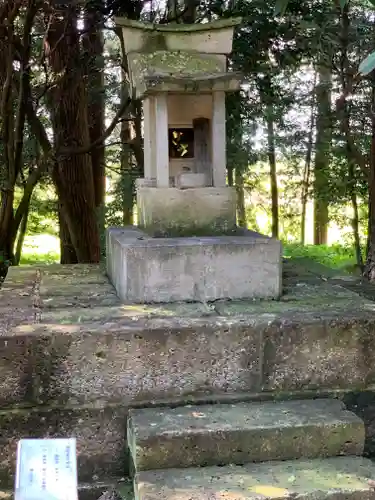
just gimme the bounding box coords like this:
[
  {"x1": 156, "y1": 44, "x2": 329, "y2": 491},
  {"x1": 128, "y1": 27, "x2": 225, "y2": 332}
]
[{"x1": 168, "y1": 128, "x2": 195, "y2": 159}]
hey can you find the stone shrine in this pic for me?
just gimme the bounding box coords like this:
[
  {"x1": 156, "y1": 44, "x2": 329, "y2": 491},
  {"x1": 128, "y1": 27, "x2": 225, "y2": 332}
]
[
  {"x1": 2, "y1": 14, "x2": 375, "y2": 500},
  {"x1": 107, "y1": 17, "x2": 282, "y2": 303}
]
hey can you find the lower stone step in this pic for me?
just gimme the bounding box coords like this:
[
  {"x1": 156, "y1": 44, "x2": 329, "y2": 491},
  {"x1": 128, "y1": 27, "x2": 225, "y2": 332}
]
[
  {"x1": 134, "y1": 456, "x2": 375, "y2": 500},
  {"x1": 128, "y1": 398, "x2": 364, "y2": 471},
  {"x1": 1, "y1": 479, "x2": 133, "y2": 500}
]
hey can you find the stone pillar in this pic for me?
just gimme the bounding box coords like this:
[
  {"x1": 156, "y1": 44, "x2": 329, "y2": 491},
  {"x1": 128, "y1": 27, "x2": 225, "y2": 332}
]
[
  {"x1": 211, "y1": 91, "x2": 226, "y2": 187},
  {"x1": 193, "y1": 117, "x2": 212, "y2": 186},
  {"x1": 155, "y1": 93, "x2": 169, "y2": 187},
  {"x1": 143, "y1": 96, "x2": 156, "y2": 179}
]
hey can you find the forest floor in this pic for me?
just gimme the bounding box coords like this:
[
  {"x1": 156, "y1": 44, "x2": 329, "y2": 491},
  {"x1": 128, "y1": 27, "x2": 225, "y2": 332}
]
[{"x1": 21, "y1": 233, "x2": 358, "y2": 271}]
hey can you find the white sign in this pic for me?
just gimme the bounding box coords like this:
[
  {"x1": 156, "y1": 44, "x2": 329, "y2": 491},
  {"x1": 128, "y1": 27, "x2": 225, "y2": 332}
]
[{"x1": 15, "y1": 438, "x2": 78, "y2": 500}]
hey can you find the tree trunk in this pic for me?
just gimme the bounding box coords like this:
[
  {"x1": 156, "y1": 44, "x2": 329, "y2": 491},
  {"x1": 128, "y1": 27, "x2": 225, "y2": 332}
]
[
  {"x1": 83, "y1": 4, "x2": 105, "y2": 254},
  {"x1": 227, "y1": 167, "x2": 234, "y2": 187},
  {"x1": 0, "y1": 0, "x2": 37, "y2": 266},
  {"x1": 182, "y1": 0, "x2": 198, "y2": 23},
  {"x1": 350, "y1": 188, "x2": 363, "y2": 270},
  {"x1": 301, "y1": 72, "x2": 316, "y2": 245},
  {"x1": 235, "y1": 167, "x2": 246, "y2": 227},
  {"x1": 120, "y1": 100, "x2": 134, "y2": 226},
  {"x1": 314, "y1": 62, "x2": 332, "y2": 245},
  {"x1": 14, "y1": 211, "x2": 28, "y2": 266},
  {"x1": 47, "y1": 7, "x2": 100, "y2": 263},
  {"x1": 265, "y1": 104, "x2": 279, "y2": 239},
  {"x1": 365, "y1": 78, "x2": 375, "y2": 280},
  {"x1": 120, "y1": 47, "x2": 137, "y2": 226},
  {"x1": 167, "y1": 0, "x2": 178, "y2": 21},
  {"x1": 58, "y1": 204, "x2": 78, "y2": 264}
]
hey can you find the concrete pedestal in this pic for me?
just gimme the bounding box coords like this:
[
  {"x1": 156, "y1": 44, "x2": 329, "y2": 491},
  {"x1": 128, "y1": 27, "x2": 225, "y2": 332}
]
[
  {"x1": 106, "y1": 227, "x2": 282, "y2": 303},
  {"x1": 137, "y1": 186, "x2": 237, "y2": 235}
]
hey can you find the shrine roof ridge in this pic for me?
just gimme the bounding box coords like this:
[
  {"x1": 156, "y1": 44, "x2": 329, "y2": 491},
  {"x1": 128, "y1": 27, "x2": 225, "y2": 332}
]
[{"x1": 114, "y1": 17, "x2": 242, "y2": 33}]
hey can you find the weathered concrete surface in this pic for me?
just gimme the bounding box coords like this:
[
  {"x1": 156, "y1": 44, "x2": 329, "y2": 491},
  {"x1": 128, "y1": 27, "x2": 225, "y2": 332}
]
[
  {"x1": 134, "y1": 456, "x2": 375, "y2": 500},
  {"x1": 107, "y1": 227, "x2": 282, "y2": 302},
  {"x1": 2, "y1": 318, "x2": 262, "y2": 407},
  {"x1": 2, "y1": 261, "x2": 375, "y2": 408},
  {"x1": 0, "y1": 480, "x2": 133, "y2": 500},
  {"x1": 0, "y1": 404, "x2": 127, "y2": 488},
  {"x1": 1, "y1": 312, "x2": 375, "y2": 407},
  {"x1": 137, "y1": 187, "x2": 237, "y2": 234},
  {"x1": 1, "y1": 259, "x2": 375, "y2": 490},
  {"x1": 344, "y1": 391, "x2": 375, "y2": 461},
  {"x1": 128, "y1": 399, "x2": 364, "y2": 471}
]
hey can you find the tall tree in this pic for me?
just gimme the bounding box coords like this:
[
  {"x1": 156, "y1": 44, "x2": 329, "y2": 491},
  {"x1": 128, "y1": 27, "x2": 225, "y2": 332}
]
[
  {"x1": 314, "y1": 60, "x2": 332, "y2": 245},
  {"x1": 47, "y1": 6, "x2": 100, "y2": 263},
  {"x1": 0, "y1": 0, "x2": 45, "y2": 272},
  {"x1": 301, "y1": 71, "x2": 316, "y2": 244},
  {"x1": 258, "y1": 76, "x2": 279, "y2": 239},
  {"x1": 83, "y1": 0, "x2": 106, "y2": 251}
]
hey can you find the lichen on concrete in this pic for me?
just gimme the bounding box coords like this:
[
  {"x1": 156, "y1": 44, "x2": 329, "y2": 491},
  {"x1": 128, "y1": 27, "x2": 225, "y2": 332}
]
[
  {"x1": 2, "y1": 258, "x2": 375, "y2": 491},
  {"x1": 128, "y1": 399, "x2": 364, "y2": 472},
  {"x1": 135, "y1": 456, "x2": 375, "y2": 500},
  {"x1": 128, "y1": 50, "x2": 225, "y2": 95},
  {"x1": 115, "y1": 16, "x2": 242, "y2": 33}
]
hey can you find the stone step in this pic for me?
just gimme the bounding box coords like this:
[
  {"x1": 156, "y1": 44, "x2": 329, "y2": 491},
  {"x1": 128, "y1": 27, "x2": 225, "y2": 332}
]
[
  {"x1": 1, "y1": 479, "x2": 133, "y2": 500},
  {"x1": 128, "y1": 399, "x2": 364, "y2": 471},
  {"x1": 134, "y1": 456, "x2": 375, "y2": 500}
]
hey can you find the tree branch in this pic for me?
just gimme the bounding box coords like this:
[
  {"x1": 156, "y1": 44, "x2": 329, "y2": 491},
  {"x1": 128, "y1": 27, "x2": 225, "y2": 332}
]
[
  {"x1": 11, "y1": 162, "x2": 45, "y2": 243},
  {"x1": 14, "y1": 0, "x2": 39, "y2": 184},
  {"x1": 57, "y1": 96, "x2": 132, "y2": 157}
]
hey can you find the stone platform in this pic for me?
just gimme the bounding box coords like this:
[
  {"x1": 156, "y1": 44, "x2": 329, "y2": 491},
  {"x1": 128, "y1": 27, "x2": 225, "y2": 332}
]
[
  {"x1": 128, "y1": 399, "x2": 365, "y2": 471},
  {"x1": 2, "y1": 258, "x2": 375, "y2": 498},
  {"x1": 106, "y1": 226, "x2": 282, "y2": 302},
  {"x1": 135, "y1": 457, "x2": 375, "y2": 500}
]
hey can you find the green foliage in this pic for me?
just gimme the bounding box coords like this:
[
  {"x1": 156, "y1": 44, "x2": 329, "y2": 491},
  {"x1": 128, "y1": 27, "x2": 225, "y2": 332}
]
[
  {"x1": 284, "y1": 243, "x2": 356, "y2": 268},
  {"x1": 2, "y1": 0, "x2": 374, "y2": 270},
  {"x1": 19, "y1": 235, "x2": 60, "y2": 265}
]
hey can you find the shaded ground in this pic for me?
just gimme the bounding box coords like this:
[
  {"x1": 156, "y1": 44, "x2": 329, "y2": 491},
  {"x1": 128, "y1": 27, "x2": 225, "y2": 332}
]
[
  {"x1": 345, "y1": 391, "x2": 375, "y2": 459},
  {"x1": 1, "y1": 256, "x2": 374, "y2": 333}
]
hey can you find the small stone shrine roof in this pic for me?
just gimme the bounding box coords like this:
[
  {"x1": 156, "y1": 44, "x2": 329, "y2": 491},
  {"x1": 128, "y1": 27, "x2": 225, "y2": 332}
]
[{"x1": 115, "y1": 17, "x2": 243, "y2": 98}]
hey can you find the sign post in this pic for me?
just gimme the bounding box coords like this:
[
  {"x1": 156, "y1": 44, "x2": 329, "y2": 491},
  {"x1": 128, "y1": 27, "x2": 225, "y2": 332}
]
[{"x1": 15, "y1": 438, "x2": 78, "y2": 500}]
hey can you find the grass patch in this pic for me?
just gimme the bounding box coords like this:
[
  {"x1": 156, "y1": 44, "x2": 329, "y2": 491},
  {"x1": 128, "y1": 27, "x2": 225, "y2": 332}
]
[
  {"x1": 20, "y1": 234, "x2": 60, "y2": 265},
  {"x1": 283, "y1": 243, "x2": 356, "y2": 269},
  {"x1": 18, "y1": 233, "x2": 358, "y2": 272}
]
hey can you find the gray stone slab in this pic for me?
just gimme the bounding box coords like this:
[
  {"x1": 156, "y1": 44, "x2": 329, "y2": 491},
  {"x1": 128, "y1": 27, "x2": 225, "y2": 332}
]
[
  {"x1": 40, "y1": 293, "x2": 121, "y2": 309},
  {"x1": 134, "y1": 456, "x2": 375, "y2": 500},
  {"x1": 0, "y1": 317, "x2": 262, "y2": 406},
  {"x1": 2, "y1": 260, "x2": 375, "y2": 407},
  {"x1": 106, "y1": 226, "x2": 282, "y2": 303},
  {"x1": 1, "y1": 481, "x2": 133, "y2": 500},
  {"x1": 6, "y1": 264, "x2": 105, "y2": 280},
  {"x1": 262, "y1": 313, "x2": 373, "y2": 392},
  {"x1": 39, "y1": 283, "x2": 116, "y2": 297},
  {"x1": 3, "y1": 306, "x2": 375, "y2": 406},
  {"x1": 128, "y1": 399, "x2": 364, "y2": 471},
  {"x1": 41, "y1": 302, "x2": 215, "y2": 324}
]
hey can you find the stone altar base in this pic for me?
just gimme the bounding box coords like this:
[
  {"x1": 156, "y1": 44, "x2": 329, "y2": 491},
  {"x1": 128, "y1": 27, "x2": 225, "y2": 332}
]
[
  {"x1": 136, "y1": 186, "x2": 237, "y2": 235},
  {"x1": 106, "y1": 226, "x2": 282, "y2": 303},
  {"x1": 2, "y1": 260, "x2": 375, "y2": 498}
]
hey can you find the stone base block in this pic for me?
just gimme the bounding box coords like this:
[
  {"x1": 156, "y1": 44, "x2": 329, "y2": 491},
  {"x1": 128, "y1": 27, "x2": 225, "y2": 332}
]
[
  {"x1": 136, "y1": 186, "x2": 236, "y2": 235},
  {"x1": 128, "y1": 399, "x2": 364, "y2": 472},
  {"x1": 106, "y1": 227, "x2": 282, "y2": 303},
  {"x1": 135, "y1": 457, "x2": 375, "y2": 500}
]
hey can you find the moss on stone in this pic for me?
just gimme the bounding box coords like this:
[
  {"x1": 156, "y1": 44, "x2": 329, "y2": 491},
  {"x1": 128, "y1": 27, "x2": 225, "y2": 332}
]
[
  {"x1": 115, "y1": 17, "x2": 242, "y2": 33},
  {"x1": 141, "y1": 223, "x2": 240, "y2": 238},
  {"x1": 142, "y1": 32, "x2": 168, "y2": 52},
  {"x1": 129, "y1": 50, "x2": 223, "y2": 80}
]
